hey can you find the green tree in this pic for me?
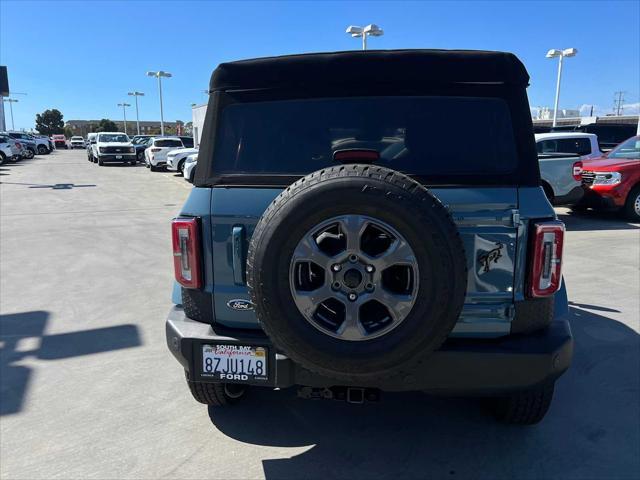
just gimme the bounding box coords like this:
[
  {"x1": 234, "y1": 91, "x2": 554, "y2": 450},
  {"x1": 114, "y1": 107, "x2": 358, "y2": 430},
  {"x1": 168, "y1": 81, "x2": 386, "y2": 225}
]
[
  {"x1": 63, "y1": 126, "x2": 73, "y2": 138},
  {"x1": 96, "y1": 119, "x2": 118, "y2": 132},
  {"x1": 35, "y1": 109, "x2": 64, "y2": 135}
]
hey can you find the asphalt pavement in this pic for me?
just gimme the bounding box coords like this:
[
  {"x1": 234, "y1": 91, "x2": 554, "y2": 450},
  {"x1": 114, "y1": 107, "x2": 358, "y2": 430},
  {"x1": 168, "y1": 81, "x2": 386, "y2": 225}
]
[{"x1": 1, "y1": 149, "x2": 638, "y2": 480}]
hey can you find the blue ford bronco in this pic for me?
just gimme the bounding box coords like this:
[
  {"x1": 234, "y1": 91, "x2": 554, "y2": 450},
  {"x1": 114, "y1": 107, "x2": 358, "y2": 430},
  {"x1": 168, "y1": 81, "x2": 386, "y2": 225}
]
[{"x1": 166, "y1": 50, "x2": 573, "y2": 424}]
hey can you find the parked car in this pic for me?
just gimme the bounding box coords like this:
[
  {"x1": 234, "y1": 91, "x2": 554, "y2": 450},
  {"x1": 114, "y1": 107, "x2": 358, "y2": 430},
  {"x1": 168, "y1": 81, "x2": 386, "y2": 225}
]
[
  {"x1": 4, "y1": 132, "x2": 36, "y2": 158},
  {"x1": 166, "y1": 147, "x2": 198, "y2": 174},
  {"x1": 7, "y1": 132, "x2": 51, "y2": 155},
  {"x1": 534, "y1": 132, "x2": 602, "y2": 205},
  {"x1": 535, "y1": 132, "x2": 602, "y2": 160},
  {"x1": 131, "y1": 135, "x2": 153, "y2": 162},
  {"x1": 165, "y1": 50, "x2": 572, "y2": 425},
  {"x1": 69, "y1": 136, "x2": 85, "y2": 149},
  {"x1": 182, "y1": 153, "x2": 197, "y2": 182},
  {"x1": 144, "y1": 137, "x2": 184, "y2": 171},
  {"x1": 86, "y1": 133, "x2": 98, "y2": 161},
  {"x1": 0, "y1": 133, "x2": 22, "y2": 164},
  {"x1": 580, "y1": 135, "x2": 640, "y2": 221},
  {"x1": 92, "y1": 132, "x2": 136, "y2": 166},
  {"x1": 51, "y1": 134, "x2": 67, "y2": 149}
]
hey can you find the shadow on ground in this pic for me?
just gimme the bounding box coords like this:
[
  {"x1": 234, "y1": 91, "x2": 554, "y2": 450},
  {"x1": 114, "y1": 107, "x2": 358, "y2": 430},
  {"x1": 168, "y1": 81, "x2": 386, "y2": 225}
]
[
  {"x1": 557, "y1": 209, "x2": 639, "y2": 231},
  {"x1": 0, "y1": 311, "x2": 141, "y2": 416},
  {"x1": 209, "y1": 307, "x2": 639, "y2": 479}
]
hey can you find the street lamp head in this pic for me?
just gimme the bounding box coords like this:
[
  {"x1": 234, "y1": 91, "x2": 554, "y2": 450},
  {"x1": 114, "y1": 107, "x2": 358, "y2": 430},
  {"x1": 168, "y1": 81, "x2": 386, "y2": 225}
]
[
  {"x1": 346, "y1": 25, "x2": 363, "y2": 36},
  {"x1": 363, "y1": 24, "x2": 383, "y2": 36},
  {"x1": 546, "y1": 49, "x2": 562, "y2": 58},
  {"x1": 146, "y1": 71, "x2": 157, "y2": 77},
  {"x1": 128, "y1": 91, "x2": 145, "y2": 96},
  {"x1": 562, "y1": 48, "x2": 578, "y2": 57},
  {"x1": 158, "y1": 71, "x2": 172, "y2": 78}
]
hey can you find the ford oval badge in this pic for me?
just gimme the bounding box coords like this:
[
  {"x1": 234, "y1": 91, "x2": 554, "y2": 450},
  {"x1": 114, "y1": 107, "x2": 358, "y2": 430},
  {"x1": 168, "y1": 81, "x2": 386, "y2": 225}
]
[{"x1": 227, "y1": 299, "x2": 254, "y2": 311}]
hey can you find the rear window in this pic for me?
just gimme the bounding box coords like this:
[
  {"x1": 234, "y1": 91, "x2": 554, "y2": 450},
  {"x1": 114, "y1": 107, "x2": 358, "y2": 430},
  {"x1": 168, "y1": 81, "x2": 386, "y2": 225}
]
[
  {"x1": 537, "y1": 138, "x2": 591, "y2": 156},
  {"x1": 155, "y1": 139, "x2": 183, "y2": 147},
  {"x1": 213, "y1": 96, "x2": 518, "y2": 177},
  {"x1": 180, "y1": 137, "x2": 194, "y2": 148}
]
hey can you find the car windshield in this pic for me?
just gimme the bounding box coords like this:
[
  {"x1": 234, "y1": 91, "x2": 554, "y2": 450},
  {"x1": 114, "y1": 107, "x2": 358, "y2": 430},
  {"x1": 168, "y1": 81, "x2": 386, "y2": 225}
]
[
  {"x1": 155, "y1": 139, "x2": 183, "y2": 147},
  {"x1": 98, "y1": 134, "x2": 129, "y2": 143},
  {"x1": 213, "y1": 96, "x2": 518, "y2": 177},
  {"x1": 607, "y1": 137, "x2": 640, "y2": 159}
]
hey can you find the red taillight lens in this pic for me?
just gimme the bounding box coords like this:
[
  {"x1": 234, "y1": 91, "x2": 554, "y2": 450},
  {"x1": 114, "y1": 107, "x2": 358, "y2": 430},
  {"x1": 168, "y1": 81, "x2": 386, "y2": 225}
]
[
  {"x1": 572, "y1": 161, "x2": 583, "y2": 181},
  {"x1": 529, "y1": 221, "x2": 564, "y2": 298},
  {"x1": 151, "y1": 148, "x2": 162, "y2": 152},
  {"x1": 171, "y1": 218, "x2": 202, "y2": 289},
  {"x1": 15, "y1": 141, "x2": 21, "y2": 148}
]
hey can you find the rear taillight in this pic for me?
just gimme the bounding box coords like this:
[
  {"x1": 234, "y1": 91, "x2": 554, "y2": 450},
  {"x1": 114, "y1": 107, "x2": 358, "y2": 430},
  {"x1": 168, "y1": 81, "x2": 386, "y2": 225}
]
[
  {"x1": 171, "y1": 218, "x2": 202, "y2": 289},
  {"x1": 572, "y1": 161, "x2": 583, "y2": 181},
  {"x1": 15, "y1": 141, "x2": 21, "y2": 148},
  {"x1": 528, "y1": 221, "x2": 564, "y2": 298}
]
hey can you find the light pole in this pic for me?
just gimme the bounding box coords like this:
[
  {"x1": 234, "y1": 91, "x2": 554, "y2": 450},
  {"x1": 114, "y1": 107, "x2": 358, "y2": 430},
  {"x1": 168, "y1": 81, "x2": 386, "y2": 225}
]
[
  {"x1": 128, "y1": 91, "x2": 144, "y2": 135},
  {"x1": 3, "y1": 98, "x2": 18, "y2": 130},
  {"x1": 117, "y1": 102, "x2": 131, "y2": 135},
  {"x1": 546, "y1": 48, "x2": 577, "y2": 128},
  {"x1": 146, "y1": 71, "x2": 172, "y2": 135},
  {"x1": 346, "y1": 24, "x2": 384, "y2": 50}
]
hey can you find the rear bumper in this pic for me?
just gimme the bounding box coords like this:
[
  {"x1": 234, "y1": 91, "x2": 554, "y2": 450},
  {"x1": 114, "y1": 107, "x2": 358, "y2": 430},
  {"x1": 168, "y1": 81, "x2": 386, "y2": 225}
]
[
  {"x1": 553, "y1": 186, "x2": 584, "y2": 206},
  {"x1": 166, "y1": 306, "x2": 573, "y2": 395}
]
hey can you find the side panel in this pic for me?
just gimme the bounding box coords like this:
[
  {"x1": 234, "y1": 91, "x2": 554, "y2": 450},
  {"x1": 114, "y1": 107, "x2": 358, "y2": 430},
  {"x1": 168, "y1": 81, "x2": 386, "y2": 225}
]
[
  {"x1": 211, "y1": 187, "x2": 522, "y2": 337},
  {"x1": 539, "y1": 156, "x2": 579, "y2": 197}
]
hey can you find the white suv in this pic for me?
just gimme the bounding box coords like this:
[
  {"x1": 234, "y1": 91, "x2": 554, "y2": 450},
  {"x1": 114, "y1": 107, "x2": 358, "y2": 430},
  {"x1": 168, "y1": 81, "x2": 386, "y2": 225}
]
[
  {"x1": 144, "y1": 137, "x2": 184, "y2": 171},
  {"x1": 92, "y1": 132, "x2": 136, "y2": 166},
  {"x1": 166, "y1": 147, "x2": 198, "y2": 174},
  {"x1": 70, "y1": 136, "x2": 85, "y2": 149}
]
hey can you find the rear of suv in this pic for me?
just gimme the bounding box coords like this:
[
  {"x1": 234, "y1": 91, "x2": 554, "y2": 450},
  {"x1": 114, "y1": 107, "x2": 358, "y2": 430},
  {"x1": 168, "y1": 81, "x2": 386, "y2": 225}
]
[
  {"x1": 166, "y1": 50, "x2": 573, "y2": 424},
  {"x1": 144, "y1": 137, "x2": 184, "y2": 171}
]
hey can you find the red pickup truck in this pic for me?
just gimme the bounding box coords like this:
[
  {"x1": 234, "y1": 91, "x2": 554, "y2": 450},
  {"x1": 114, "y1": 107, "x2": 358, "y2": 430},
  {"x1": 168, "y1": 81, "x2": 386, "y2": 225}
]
[{"x1": 581, "y1": 135, "x2": 640, "y2": 221}]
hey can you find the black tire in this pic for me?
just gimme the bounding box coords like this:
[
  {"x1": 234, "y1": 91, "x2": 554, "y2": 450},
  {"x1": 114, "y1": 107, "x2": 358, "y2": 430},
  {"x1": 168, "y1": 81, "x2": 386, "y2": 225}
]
[
  {"x1": 24, "y1": 149, "x2": 34, "y2": 159},
  {"x1": 137, "y1": 151, "x2": 144, "y2": 162},
  {"x1": 187, "y1": 380, "x2": 246, "y2": 406},
  {"x1": 247, "y1": 164, "x2": 467, "y2": 383},
  {"x1": 0, "y1": 152, "x2": 5, "y2": 165},
  {"x1": 489, "y1": 383, "x2": 555, "y2": 425},
  {"x1": 178, "y1": 160, "x2": 185, "y2": 175},
  {"x1": 150, "y1": 164, "x2": 158, "y2": 172},
  {"x1": 624, "y1": 185, "x2": 640, "y2": 222},
  {"x1": 37, "y1": 145, "x2": 48, "y2": 155},
  {"x1": 541, "y1": 182, "x2": 554, "y2": 204},
  {"x1": 98, "y1": 157, "x2": 104, "y2": 166}
]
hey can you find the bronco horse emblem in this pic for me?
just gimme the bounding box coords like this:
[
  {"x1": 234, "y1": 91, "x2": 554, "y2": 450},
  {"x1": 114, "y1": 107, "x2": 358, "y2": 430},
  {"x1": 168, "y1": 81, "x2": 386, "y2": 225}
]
[{"x1": 478, "y1": 242, "x2": 504, "y2": 273}]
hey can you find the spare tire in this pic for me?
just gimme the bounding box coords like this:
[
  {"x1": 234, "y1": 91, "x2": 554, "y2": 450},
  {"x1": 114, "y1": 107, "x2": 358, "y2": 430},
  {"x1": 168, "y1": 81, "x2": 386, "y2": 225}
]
[{"x1": 247, "y1": 164, "x2": 467, "y2": 383}]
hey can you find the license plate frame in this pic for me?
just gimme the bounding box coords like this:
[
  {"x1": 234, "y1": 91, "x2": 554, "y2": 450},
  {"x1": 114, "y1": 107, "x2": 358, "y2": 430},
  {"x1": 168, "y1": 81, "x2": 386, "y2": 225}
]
[
  {"x1": 115, "y1": 155, "x2": 123, "y2": 159},
  {"x1": 201, "y1": 344, "x2": 269, "y2": 383}
]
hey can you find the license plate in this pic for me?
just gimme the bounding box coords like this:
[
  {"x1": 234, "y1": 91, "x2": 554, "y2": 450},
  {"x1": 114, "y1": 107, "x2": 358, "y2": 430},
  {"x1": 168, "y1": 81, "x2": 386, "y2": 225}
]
[
  {"x1": 202, "y1": 344, "x2": 268, "y2": 382},
  {"x1": 116, "y1": 155, "x2": 122, "y2": 159}
]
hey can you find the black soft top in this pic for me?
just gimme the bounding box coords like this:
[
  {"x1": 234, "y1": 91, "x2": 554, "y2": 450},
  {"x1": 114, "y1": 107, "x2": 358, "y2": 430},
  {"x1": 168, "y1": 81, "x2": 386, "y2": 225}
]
[{"x1": 210, "y1": 49, "x2": 530, "y2": 92}]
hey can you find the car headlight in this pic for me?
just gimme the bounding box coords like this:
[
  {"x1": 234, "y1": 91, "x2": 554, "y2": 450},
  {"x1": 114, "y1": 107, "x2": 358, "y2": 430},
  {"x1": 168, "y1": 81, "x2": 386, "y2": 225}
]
[
  {"x1": 129, "y1": 147, "x2": 135, "y2": 153},
  {"x1": 592, "y1": 171, "x2": 621, "y2": 186},
  {"x1": 99, "y1": 147, "x2": 106, "y2": 153}
]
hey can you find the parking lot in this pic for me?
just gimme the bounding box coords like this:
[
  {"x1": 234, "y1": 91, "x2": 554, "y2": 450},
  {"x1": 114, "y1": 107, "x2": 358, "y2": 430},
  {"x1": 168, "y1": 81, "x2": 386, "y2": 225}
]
[{"x1": 1, "y1": 148, "x2": 638, "y2": 479}]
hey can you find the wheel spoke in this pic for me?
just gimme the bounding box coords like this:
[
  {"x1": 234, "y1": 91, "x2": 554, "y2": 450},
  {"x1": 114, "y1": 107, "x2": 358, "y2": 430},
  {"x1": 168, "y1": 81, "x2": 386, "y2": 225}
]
[
  {"x1": 375, "y1": 239, "x2": 416, "y2": 268},
  {"x1": 371, "y1": 288, "x2": 414, "y2": 321},
  {"x1": 294, "y1": 284, "x2": 334, "y2": 316},
  {"x1": 292, "y1": 235, "x2": 332, "y2": 269},
  {"x1": 338, "y1": 216, "x2": 365, "y2": 252},
  {"x1": 336, "y1": 300, "x2": 366, "y2": 341}
]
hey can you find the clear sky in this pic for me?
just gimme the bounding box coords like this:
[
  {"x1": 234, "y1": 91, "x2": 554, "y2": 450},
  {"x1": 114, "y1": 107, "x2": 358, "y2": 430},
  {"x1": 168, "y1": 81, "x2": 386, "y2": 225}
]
[{"x1": 1, "y1": 0, "x2": 638, "y2": 131}]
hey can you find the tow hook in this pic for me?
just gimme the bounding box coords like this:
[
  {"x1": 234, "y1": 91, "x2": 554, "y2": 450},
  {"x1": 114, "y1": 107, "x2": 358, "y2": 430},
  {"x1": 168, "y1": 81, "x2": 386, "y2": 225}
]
[{"x1": 297, "y1": 386, "x2": 381, "y2": 403}]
